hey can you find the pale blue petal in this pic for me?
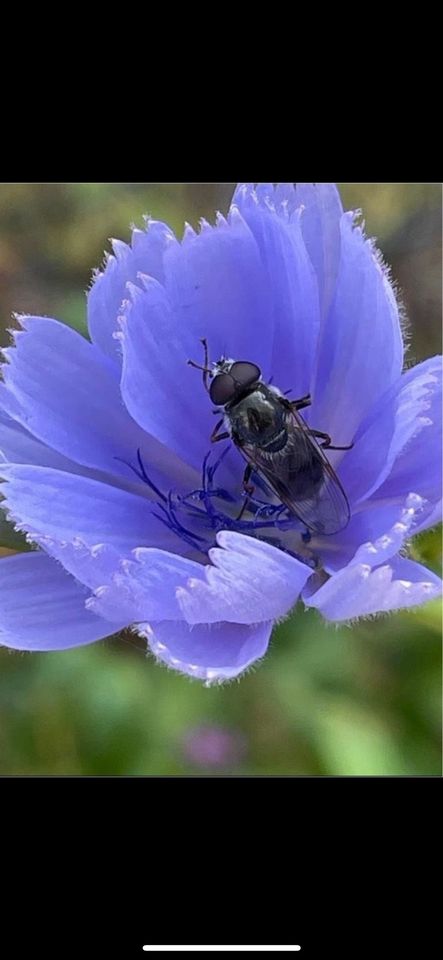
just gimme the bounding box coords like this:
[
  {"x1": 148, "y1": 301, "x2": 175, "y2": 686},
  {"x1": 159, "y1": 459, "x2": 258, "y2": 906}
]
[
  {"x1": 0, "y1": 316, "x2": 198, "y2": 496},
  {"x1": 34, "y1": 539, "x2": 124, "y2": 592},
  {"x1": 177, "y1": 530, "x2": 312, "y2": 624},
  {"x1": 0, "y1": 465, "x2": 181, "y2": 581},
  {"x1": 305, "y1": 557, "x2": 441, "y2": 620},
  {"x1": 294, "y1": 183, "x2": 343, "y2": 318},
  {"x1": 163, "y1": 207, "x2": 274, "y2": 376},
  {"x1": 139, "y1": 618, "x2": 273, "y2": 682},
  {"x1": 309, "y1": 213, "x2": 403, "y2": 447},
  {"x1": 87, "y1": 548, "x2": 204, "y2": 622},
  {"x1": 372, "y1": 359, "x2": 442, "y2": 511},
  {"x1": 319, "y1": 493, "x2": 428, "y2": 574},
  {"x1": 305, "y1": 555, "x2": 441, "y2": 621},
  {"x1": 87, "y1": 220, "x2": 176, "y2": 363},
  {"x1": 0, "y1": 464, "x2": 145, "y2": 546},
  {"x1": 231, "y1": 185, "x2": 320, "y2": 395},
  {"x1": 88, "y1": 532, "x2": 312, "y2": 627},
  {"x1": 0, "y1": 552, "x2": 126, "y2": 651},
  {"x1": 0, "y1": 403, "x2": 89, "y2": 474},
  {"x1": 412, "y1": 499, "x2": 442, "y2": 535},
  {"x1": 0, "y1": 317, "x2": 168, "y2": 485},
  {"x1": 338, "y1": 356, "x2": 442, "y2": 506},
  {"x1": 117, "y1": 277, "x2": 216, "y2": 473}
]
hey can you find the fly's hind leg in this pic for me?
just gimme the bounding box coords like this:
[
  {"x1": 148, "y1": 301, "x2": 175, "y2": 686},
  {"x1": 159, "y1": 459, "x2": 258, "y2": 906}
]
[
  {"x1": 310, "y1": 429, "x2": 354, "y2": 451},
  {"x1": 236, "y1": 463, "x2": 255, "y2": 521},
  {"x1": 291, "y1": 393, "x2": 311, "y2": 411},
  {"x1": 280, "y1": 393, "x2": 311, "y2": 412}
]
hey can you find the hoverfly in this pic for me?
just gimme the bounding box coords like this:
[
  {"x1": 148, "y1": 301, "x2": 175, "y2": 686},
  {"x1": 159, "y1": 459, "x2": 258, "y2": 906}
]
[{"x1": 188, "y1": 339, "x2": 353, "y2": 536}]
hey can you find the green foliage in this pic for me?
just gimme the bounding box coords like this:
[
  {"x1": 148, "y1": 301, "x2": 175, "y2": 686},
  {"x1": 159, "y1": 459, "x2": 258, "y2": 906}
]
[
  {"x1": 0, "y1": 512, "x2": 32, "y2": 552},
  {"x1": 0, "y1": 540, "x2": 440, "y2": 775}
]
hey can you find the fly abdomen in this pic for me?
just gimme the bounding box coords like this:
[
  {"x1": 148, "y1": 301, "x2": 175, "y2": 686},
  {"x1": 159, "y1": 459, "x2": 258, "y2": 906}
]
[{"x1": 289, "y1": 458, "x2": 324, "y2": 498}]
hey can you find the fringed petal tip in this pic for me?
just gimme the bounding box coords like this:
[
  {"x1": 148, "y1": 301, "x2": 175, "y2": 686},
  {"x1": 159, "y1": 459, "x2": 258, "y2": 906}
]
[
  {"x1": 137, "y1": 619, "x2": 273, "y2": 684},
  {"x1": 305, "y1": 554, "x2": 442, "y2": 622}
]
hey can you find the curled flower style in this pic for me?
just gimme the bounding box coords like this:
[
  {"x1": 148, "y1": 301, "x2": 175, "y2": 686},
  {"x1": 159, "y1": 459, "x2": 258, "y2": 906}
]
[{"x1": 0, "y1": 184, "x2": 441, "y2": 682}]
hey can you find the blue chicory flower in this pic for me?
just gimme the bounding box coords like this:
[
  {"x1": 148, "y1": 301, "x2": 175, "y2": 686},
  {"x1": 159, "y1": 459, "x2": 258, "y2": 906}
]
[{"x1": 0, "y1": 183, "x2": 441, "y2": 683}]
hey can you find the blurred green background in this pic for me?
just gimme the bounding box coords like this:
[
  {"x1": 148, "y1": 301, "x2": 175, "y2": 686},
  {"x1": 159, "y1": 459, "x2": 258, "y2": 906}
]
[{"x1": 0, "y1": 183, "x2": 441, "y2": 776}]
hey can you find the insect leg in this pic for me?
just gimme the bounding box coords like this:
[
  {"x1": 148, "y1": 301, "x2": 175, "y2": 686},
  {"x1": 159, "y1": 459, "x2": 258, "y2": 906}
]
[
  {"x1": 291, "y1": 393, "x2": 311, "y2": 410},
  {"x1": 211, "y1": 419, "x2": 230, "y2": 443},
  {"x1": 279, "y1": 394, "x2": 311, "y2": 412},
  {"x1": 236, "y1": 464, "x2": 255, "y2": 521},
  {"x1": 310, "y1": 429, "x2": 354, "y2": 451}
]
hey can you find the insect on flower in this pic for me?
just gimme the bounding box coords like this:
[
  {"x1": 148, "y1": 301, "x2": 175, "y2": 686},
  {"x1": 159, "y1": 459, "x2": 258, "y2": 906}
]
[
  {"x1": 188, "y1": 338, "x2": 353, "y2": 535},
  {"x1": 0, "y1": 183, "x2": 441, "y2": 682}
]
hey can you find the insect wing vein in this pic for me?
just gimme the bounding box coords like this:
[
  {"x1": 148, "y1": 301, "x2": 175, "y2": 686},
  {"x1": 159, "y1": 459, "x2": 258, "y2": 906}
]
[{"x1": 236, "y1": 409, "x2": 350, "y2": 535}]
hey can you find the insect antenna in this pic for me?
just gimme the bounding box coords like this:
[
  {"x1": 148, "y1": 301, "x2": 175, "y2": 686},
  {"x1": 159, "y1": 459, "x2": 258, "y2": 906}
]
[{"x1": 187, "y1": 337, "x2": 212, "y2": 392}]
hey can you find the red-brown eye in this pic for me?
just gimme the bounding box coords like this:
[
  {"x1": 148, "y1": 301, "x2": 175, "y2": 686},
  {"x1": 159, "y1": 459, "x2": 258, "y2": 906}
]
[
  {"x1": 209, "y1": 373, "x2": 236, "y2": 405},
  {"x1": 229, "y1": 361, "x2": 261, "y2": 387}
]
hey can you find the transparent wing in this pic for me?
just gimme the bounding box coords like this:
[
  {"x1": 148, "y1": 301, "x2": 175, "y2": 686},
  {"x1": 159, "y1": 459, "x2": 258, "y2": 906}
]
[{"x1": 237, "y1": 409, "x2": 350, "y2": 536}]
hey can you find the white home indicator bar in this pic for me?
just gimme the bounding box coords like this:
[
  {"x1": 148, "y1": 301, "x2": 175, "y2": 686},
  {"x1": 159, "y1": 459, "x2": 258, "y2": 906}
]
[{"x1": 142, "y1": 948, "x2": 301, "y2": 953}]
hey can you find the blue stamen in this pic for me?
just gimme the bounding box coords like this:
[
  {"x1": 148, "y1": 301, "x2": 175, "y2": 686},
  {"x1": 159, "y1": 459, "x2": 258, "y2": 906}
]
[
  {"x1": 122, "y1": 447, "x2": 314, "y2": 561},
  {"x1": 136, "y1": 448, "x2": 167, "y2": 502},
  {"x1": 160, "y1": 495, "x2": 207, "y2": 544},
  {"x1": 153, "y1": 510, "x2": 207, "y2": 554},
  {"x1": 114, "y1": 449, "x2": 167, "y2": 502}
]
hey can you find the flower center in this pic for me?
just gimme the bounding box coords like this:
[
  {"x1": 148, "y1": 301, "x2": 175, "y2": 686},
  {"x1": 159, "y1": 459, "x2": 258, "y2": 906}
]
[{"x1": 136, "y1": 446, "x2": 318, "y2": 569}]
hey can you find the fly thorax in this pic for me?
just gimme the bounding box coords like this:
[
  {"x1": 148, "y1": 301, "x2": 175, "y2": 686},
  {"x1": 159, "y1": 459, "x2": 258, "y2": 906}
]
[{"x1": 230, "y1": 390, "x2": 287, "y2": 450}]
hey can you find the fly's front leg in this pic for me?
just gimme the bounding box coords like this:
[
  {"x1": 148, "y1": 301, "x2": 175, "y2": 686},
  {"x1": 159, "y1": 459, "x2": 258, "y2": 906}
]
[
  {"x1": 236, "y1": 463, "x2": 255, "y2": 521},
  {"x1": 310, "y1": 429, "x2": 354, "y2": 451},
  {"x1": 210, "y1": 418, "x2": 230, "y2": 443}
]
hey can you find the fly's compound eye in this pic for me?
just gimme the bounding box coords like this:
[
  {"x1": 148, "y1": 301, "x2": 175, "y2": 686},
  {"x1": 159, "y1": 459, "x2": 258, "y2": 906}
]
[
  {"x1": 209, "y1": 373, "x2": 236, "y2": 406},
  {"x1": 229, "y1": 361, "x2": 261, "y2": 387}
]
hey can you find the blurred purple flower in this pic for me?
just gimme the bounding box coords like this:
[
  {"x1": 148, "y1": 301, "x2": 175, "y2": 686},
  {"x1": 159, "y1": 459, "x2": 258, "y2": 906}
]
[
  {"x1": 0, "y1": 184, "x2": 441, "y2": 682},
  {"x1": 182, "y1": 725, "x2": 246, "y2": 769}
]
